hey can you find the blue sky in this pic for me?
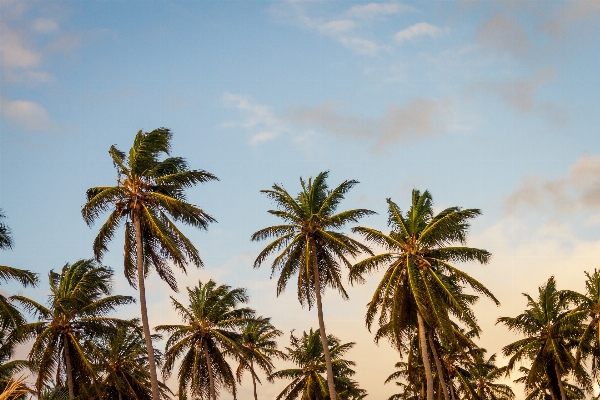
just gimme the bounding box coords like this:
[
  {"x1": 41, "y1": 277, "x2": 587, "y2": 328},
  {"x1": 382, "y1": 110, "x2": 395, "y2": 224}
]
[{"x1": 2, "y1": 1, "x2": 600, "y2": 398}]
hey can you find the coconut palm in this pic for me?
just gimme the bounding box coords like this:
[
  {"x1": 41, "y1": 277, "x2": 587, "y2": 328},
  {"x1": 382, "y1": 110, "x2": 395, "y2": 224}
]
[
  {"x1": 384, "y1": 333, "x2": 424, "y2": 400},
  {"x1": 349, "y1": 190, "x2": 498, "y2": 400},
  {"x1": 0, "y1": 209, "x2": 38, "y2": 331},
  {"x1": 455, "y1": 352, "x2": 514, "y2": 400},
  {"x1": 156, "y1": 279, "x2": 254, "y2": 400},
  {"x1": 252, "y1": 171, "x2": 374, "y2": 399},
  {"x1": 82, "y1": 128, "x2": 218, "y2": 400},
  {"x1": 13, "y1": 259, "x2": 134, "y2": 399},
  {"x1": 0, "y1": 374, "x2": 33, "y2": 400},
  {"x1": 86, "y1": 319, "x2": 172, "y2": 400},
  {"x1": 236, "y1": 317, "x2": 285, "y2": 400},
  {"x1": 514, "y1": 367, "x2": 585, "y2": 400},
  {"x1": 268, "y1": 329, "x2": 366, "y2": 400},
  {"x1": 571, "y1": 269, "x2": 600, "y2": 378},
  {"x1": 0, "y1": 330, "x2": 30, "y2": 395},
  {"x1": 498, "y1": 276, "x2": 589, "y2": 400}
]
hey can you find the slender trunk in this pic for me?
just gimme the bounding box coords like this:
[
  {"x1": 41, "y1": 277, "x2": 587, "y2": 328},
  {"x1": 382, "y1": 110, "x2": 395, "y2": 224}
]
[
  {"x1": 547, "y1": 375, "x2": 558, "y2": 400},
  {"x1": 555, "y1": 363, "x2": 567, "y2": 400},
  {"x1": 420, "y1": 382, "x2": 425, "y2": 400},
  {"x1": 63, "y1": 336, "x2": 75, "y2": 400},
  {"x1": 310, "y1": 239, "x2": 338, "y2": 400},
  {"x1": 251, "y1": 360, "x2": 258, "y2": 400},
  {"x1": 119, "y1": 392, "x2": 123, "y2": 400},
  {"x1": 449, "y1": 381, "x2": 457, "y2": 400},
  {"x1": 427, "y1": 334, "x2": 450, "y2": 400},
  {"x1": 417, "y1": 312, "x2": 434, "y2": 400},
  {"x1": 204, "y1": 345, "x2": 216, "y2": 400},
  {"x1": 134, "y1": 213, "x2": 161, "y2": 400}
]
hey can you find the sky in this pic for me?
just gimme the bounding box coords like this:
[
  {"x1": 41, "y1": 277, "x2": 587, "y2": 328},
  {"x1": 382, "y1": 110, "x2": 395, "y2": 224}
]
[{"x1": 1, "y1": 0, "x2": 600, "y2": 398}]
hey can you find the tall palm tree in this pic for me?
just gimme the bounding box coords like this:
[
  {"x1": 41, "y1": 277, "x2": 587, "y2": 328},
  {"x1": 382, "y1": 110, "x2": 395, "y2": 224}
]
[
  {"x1": 498, "y1": 276, "x2": 589, "y2": 400},
  {"x1": 268, "y1": 329, "x2": 366, "y2": 400},
  {"x1": 0, "y1": 209, "x2": 38, "y2": 331},
  {"x1": 13, "y1": 259, "x2": 134, "y2": 399},
  {"x1": 156, "y1": 279, "x2": 254, "y2": 400},
  {"x1": 82, "y1": 128, "x2": 218, "y2": 400},
  {"x1": 86, "y1": 319, "x2": 172, "y2": 400},
  {"x1": 514, "y1": 367, "x2": 585, "y2": 400},
  {"x1": 252, "y1": 171, "x2": 374, "y2": 399},
  {"x1": 349, "y1": 190, "x2": 498, "y2": 400},
  {"x1": 236, "y1": 317, "x2": 285, "y2": 400}
]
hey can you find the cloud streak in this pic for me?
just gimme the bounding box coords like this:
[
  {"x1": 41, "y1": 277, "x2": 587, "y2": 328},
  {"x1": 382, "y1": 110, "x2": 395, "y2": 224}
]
[
  {"x1": 395, "y1": 22, "x2": 445, "y2": 43},
  {"x1": 286, "y1": 98, "x2": 452, "y2": 149},
  {"x1": 505, "y1": 155, "x2": 600, "y2": 215}
]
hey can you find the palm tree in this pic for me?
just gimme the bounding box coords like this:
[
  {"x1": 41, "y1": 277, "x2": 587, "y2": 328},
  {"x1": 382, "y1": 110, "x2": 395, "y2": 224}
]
[
  {"x1": 572, "y1": 269, "x2": 600, "y2": 379},
  {"x1": 268, "y1": 329, "x2": 366, "y2": 400},
  {"x1": 156, "y1": 279, "x2": 254, "y2": 400},
  {"x1": 514, "y1": 367, "x2": 585, "y2": 400},
  {"x1": 384, "y1": 333, "x2": 425, "y2": 400},
  {"x1": 455, "y1": 352, "x2": 514, "y2": 400},
  {"x1": 13, "y1": 259, "x2": 134, "y2": 399},
  {"x1": 0, "y1": 209, "x2": 38, "y2": 331},
  {"x1": 236, "y1": 317, "x2": 285, "y2": 400},
  {"x1": 498, "y1": 276, "x2": 589, "y2": 400},
  {"x1": 86, "y1": 319, "x2": 172, "y2": 400},
  {"x1": 349, "y1": 190, "x2": 498, "y2": 400},
  {"x1": 82, "y1": 128, "x2": 218, "y2": 400},
  {"x1": 0, "y1": 374, "x2": 33, "y2": 400},
  {"x1": 0, "y1": 330, "x2": 30, "y2": 394},
  {"x1": 252, "y1": 171, "x2": 374, "y2": 399}
]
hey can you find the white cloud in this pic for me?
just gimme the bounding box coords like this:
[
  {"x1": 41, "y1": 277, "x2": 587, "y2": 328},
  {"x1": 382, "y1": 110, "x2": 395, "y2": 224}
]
[
  {"x1": 31, "y1": 18, "x2": 59, "y2": 33},
  {"x1": 0, "y1": 98, "x2": 58, "y2": 132},
  {"x1": 221, "y1": 93, "x2": 290, "y2": 145},
  {"x1": 319, "y1": 19, "x2": 355, "y2": 34},
  {"x1": 394, "y1": 22, "x2": 445, "y2": 43},
  {"x1": 346, "y1": 2, "x2": 416, "y2": 19},
  {"x1": 0, "y1": 27, "x2": 41, "y2": 68},
  {"x1": 505, "y1": 154, "x2": 600, "y2": 215}
]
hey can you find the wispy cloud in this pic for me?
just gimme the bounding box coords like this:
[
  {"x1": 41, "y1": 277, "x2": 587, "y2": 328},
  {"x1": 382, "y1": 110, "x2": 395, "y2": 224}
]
[
  {"x1": 470, "y1": 69, "x2": 567, "y2": 126},
  {"x1": 395, "y1": 22, "x2": 445, "y2": 43},
  {"x1": 286, "y1": 98, "x2": 452, "y2": 149},
  {"x1": 221, "y1": 93, "x2": 291, "y2": 145},
  {"x1": 345, "y1": 2, "x2": 416, "y2": 19},
  {"x1": 505, "y1": 155, "x2": 600, "y2": 215},
  {"x1": 270, "y1": 1, "x2": 420, "y2": 56},
  {"x1": 476, "y1": 14, "x2": 530, "y2": 58},
  {"x1": 0, "y1": 97, "x2": 60, "y2": 132}
]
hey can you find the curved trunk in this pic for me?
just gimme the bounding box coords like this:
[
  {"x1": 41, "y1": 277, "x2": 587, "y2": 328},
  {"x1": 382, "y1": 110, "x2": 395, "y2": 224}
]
[
  {"x1": 204, "y1": 345, "x2": 216, "y2": 400},
  {"x1": 63, "y1": 336, "x2": 75, "y2": 400},
  {"x1": 555, "y1": 363, "x2": 567, "y2": 400},
  {"x1": 134, "y1": 213, "x2": 161, "y2": 400},
  {"x1": 417, "y1": 312, "x2": 434, "y2": 400},
  {"x1": 427, "y1": 334, "x2": 450, "y2": 400},
  {"x1": 251, "y1": 360, "x2": 258, "y2": 400},
  {"x1": 310, "y1": 239, "x2": 338, "y2": 400}
]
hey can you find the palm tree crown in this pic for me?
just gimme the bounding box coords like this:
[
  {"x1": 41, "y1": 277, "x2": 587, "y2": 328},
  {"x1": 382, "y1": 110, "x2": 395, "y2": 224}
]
[
  {"x1": 498, "y1": 276, "x2": 589, "y2": 399},
  {"x1": 156, "y1": 279, "x2": 254, "y2": 400},
  {"x1": 14, "y1": 259, "x2": 134, "y2": 399},
  {"x1": 237, "y1": 317, "x2": 285, "y2": 400},
  {"x1": 268, "y1": 329, "x2": 365, "y2": 400}
]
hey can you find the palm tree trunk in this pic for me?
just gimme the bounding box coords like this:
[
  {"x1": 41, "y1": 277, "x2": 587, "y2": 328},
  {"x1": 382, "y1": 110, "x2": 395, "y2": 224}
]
[
  {"x1": 63, "y1": 336, "x2": 75, "y2": 400},
  {"x1": 417, "y1": 312, "x2": 434, "y2": 400},
  {"x1": 449, "y1": 381, "x2": 457, "y2": 400},
  {"x1": 118, "y1": 392, "x2": 123, "y2": 400},
  {"x1": 310, "y1": 239, "x2": 338, "y2": 400},
  {"x1": 555, "y1": 363, "x2": 567, "y2": 400},
  {"x1": 251, "y1": 360, "x2": 258, "y2": 400},
  {"x1": 134, "y1": 213, "x2": 161, "y2": 400},
  {"x1": 427, "y1": 334, "x2": 450, "y2": 400},
  {"x1": 204, "y1": 345, "x2": 216, "y2": 400}
]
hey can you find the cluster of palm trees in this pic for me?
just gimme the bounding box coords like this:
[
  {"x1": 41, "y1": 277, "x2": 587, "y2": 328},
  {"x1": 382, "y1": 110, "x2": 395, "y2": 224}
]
[{"x1": 1, "y1": 128, "x2": 600, "y2": 400}]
